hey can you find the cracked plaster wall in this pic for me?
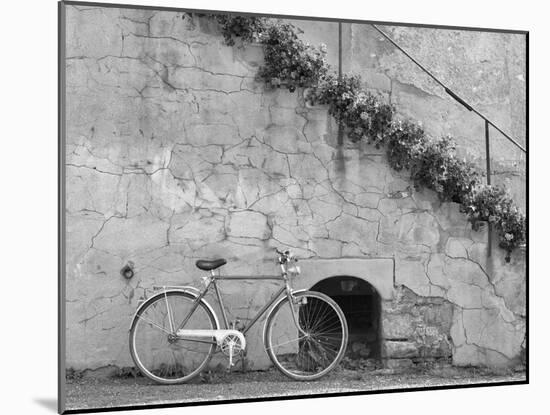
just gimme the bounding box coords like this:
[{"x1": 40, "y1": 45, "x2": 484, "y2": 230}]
[{"x1": 64, "y1": 5, "x2": 526, "y2": 371}]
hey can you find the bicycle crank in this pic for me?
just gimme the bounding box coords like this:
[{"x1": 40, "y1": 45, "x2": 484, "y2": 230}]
[{"x1": 220, "y1": 333, "x2": 244, "y2": 368}]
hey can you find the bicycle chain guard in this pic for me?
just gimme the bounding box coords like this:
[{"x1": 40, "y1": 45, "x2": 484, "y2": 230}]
[{"x1": 176, "y1": 329, "x2": 246, "y2": 368}]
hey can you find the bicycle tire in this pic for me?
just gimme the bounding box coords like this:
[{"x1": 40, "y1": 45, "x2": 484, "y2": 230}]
[
  {"x1": 129, "y1": 290, "x2": 218, "y2": 384},
  {"x1": 264, "y1": 290, "x2": 348, "y2": 381}
]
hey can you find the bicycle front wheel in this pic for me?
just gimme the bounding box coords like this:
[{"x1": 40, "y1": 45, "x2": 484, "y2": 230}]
[
  {"x1": 129, "y1": 290, "x2": 218, "y2": 384},
  {"x1": 264, "y1": 291, "x2": 348, "y2": 381}
]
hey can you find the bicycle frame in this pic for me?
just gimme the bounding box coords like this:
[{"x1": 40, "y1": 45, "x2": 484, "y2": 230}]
[{"x1": 170, "y1": 258, "x2": 306, "y2": 343}]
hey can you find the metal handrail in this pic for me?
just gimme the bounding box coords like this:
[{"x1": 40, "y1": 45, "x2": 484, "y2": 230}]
[{"x1": 371, "y1": 24, "x2": 526, "y2": 154}]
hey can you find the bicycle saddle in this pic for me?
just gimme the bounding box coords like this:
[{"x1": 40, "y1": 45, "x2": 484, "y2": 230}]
[{"x1": 195, "y1": 258, "x2": 227, "y2": 271}]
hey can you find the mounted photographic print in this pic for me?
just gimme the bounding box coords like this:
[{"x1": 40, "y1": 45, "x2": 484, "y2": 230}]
[{"x1": 58, "y1": 0, "x2": 528, "y2": 413}]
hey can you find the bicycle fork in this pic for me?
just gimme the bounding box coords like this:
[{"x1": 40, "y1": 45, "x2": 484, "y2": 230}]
[{"x1": 286, "y1": 289, "x2": 309, "y2": 337}]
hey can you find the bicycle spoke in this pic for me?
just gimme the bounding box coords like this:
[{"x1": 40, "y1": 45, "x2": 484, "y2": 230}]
[
  {"x1": 308, "y1": 311, "x2": 336, "y2": 332},
  {"x1": 310, "y1": 317, "x2": 344, "y2": 334},
  {"x1": 165, "y1": 291, "x2": 175, "y2": 333},
  {"x1": 304, "y1": 297, "x2": 321, "y2": 330},
  {"x1": 308, "y1": 337, "x2": 340, "y2": 352},
  {"x1": 266, "y1": 335, "x2": 307, "y2": 351},
  {"x1": 136, "y1": 314, "x2": 171, "y2": 334},
  {"x1": 308, "y1": 302, "x2": 333, "y2": 332}
]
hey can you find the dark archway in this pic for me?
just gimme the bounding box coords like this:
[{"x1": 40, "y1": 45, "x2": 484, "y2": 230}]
[{"x1": 311, "y1": 276, "x2": 382, "y2": 360}]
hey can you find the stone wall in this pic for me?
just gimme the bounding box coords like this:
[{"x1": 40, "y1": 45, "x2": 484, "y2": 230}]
[
  {"x1": 382, "y1": 286, "x2": 454, "y2": 369},
  {"x1": 64, "y1": 5, "x2": 526, "y2": 372}
]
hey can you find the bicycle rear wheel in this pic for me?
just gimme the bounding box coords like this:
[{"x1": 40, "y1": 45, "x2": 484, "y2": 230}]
[
  {"x1": 129, "y1": 290, "x2": 218, "y2": 384},
  {"x1": 264, "y1": 291, "x2": 348, "y2": 381}
]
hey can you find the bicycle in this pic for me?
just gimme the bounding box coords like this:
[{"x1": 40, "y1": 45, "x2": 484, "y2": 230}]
[{"x1": 129, "y1": 248, "x2": 349, "y2": 384}]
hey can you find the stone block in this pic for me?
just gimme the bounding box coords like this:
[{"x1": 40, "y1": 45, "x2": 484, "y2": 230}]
[
  {"x1": 193, "y1": 39, "x2": 253, "y2": 77},
  {"x1": 287, "y1": 153, "x2": 328, "y2": 183},
  {"x1": 66, "y1": 7, "x2": 123, "y2": 58},
  {"x1": 262, "y1": 125, "x2": 301, "y2": 153},
  {"x1": 427, "y1": 339, "x2": 452, "y2": 358},
  {"x1": 435, "y1": 202, "x2": 471, "y2": 233},
  {"x1": 65, "y1": 166, "x2": 126, "y2": 216},
  {"x1": 445, "y1": 237, "x2": 471, "y2": 258},
  {"x1": 495, "y1": 273, "x2": 526, "y2": 317},
  {"x1": 272, "y1": 224, "x2": 304, "y2": 248},
  {"x1": 227, "y1": 211, "x2": 269, "y2": 240},
  {"x1": 326, "y1": 214, "x2": 379, "y2": 252},
  {"x1": 461, "y1": 308, "x2": 524, "y2": 359},
  {"x1": 409, "y1": 212, "x2": 441, "y2": 247},
  {"x1": 452, "y1": 344, "x2": 485, "y2": 367},
  {"x1": 382, "y1": 314, "x2": 416, "y2": 339},
  {"x1": 270, "y1": 87, "x2": 302, "y2": 108},
  {"x1": 185, "y1": 124, "x2": 240, "y2": 146},
  {"x1": 233, "y1": 43, "x2": 265, "y2": 68},
  {"x1": 309, "y1": 238, "x2": 342, "y2": 258},
  {"x1": 385, "y1": 358, "x2": 414, "y2": 370},
  {"x1": 92, "y1": 214, "x2": 169, "y2": 256},
  {"x1": 170, "y1": 214, "x2": 226, "y2": 247},
  {"x1": 446, "y1": 281, "x2": 484, "y2": 309},
  {"x1": 395, "y1": 256, "x2": 431, "y2": 297},
  {"x1": 384, "y1": 341, "x2": 419, "y2": 358},
  {"x1": 426, "y1": 254, "x2": 451, "y2": 290},
  {"x1": 172, "y1": 68, "x2": 243, "y2": 93}
]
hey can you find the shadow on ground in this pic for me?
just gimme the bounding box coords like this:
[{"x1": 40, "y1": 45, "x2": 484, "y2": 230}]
[{"x1": 34, "y1": 398, "x2": 57, "y2": 413}]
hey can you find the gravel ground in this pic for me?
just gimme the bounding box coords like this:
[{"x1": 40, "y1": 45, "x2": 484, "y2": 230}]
[{"x1": 65, "y1": 367, "x2": 526, "y2": 411}]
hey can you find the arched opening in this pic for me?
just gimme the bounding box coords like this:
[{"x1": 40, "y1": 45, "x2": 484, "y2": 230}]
[{"x1": 311, "y1": 276, "x2": 382, "y2": 360}]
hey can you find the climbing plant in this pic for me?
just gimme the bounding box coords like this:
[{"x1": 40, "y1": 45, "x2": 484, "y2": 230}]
[
  {"x1": 212, "y1": 15, "x2": 268, "y2": 46},
  {"x1": 461, "y1": 185, "x2": 526, "y2": 258},
  {"x1": 387, "y1": 122, "x2": 481, "y2": 204},
  {"x1": 308, "y1": 74, "x2": 394, "y2": 147},
  {"x1": 257, "y1": 22, "x2": 328, "y2": 91},
  {"x1": 212, "y1": 15, "x2": 328, "y2": 91},
  {"x1": 208, "y1": 14, "x2": 526, "y2": 261}
]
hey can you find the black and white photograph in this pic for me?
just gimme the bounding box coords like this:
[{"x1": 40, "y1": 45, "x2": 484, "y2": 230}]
[
  {"x1": 10, "y1": 0, "x2": 550, "y2": 414},
  {"x1": 56, "y1": 0, "x2": 530, "y2": 412}
]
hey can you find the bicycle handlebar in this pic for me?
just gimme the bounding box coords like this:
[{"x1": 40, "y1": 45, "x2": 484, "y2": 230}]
[
  {"x1": 274, "y1": 247, "x2": 298, "y2": 264},
  {"x1": 274, "y1": 247, "x2": 289, "y2": 255}
]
